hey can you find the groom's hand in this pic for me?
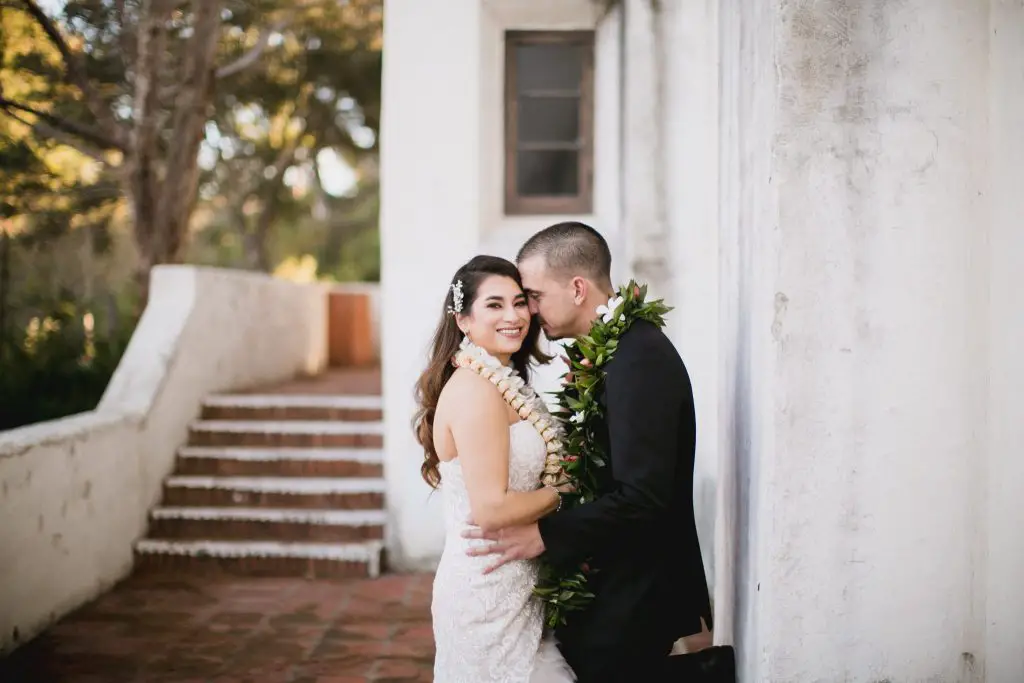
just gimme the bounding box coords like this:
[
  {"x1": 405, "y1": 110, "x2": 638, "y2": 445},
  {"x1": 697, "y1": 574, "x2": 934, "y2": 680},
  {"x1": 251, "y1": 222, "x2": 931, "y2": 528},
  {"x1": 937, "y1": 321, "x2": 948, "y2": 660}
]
[{"x1": 462, "y1": 523, "x2": 545, "y2": 574}]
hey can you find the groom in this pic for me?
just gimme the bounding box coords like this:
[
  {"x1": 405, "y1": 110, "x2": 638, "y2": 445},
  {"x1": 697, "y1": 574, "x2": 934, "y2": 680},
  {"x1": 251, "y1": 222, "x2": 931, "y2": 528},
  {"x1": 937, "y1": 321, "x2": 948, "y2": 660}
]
[{"x1": 464, "y1": 222, "x2": 728, "y2": 683}]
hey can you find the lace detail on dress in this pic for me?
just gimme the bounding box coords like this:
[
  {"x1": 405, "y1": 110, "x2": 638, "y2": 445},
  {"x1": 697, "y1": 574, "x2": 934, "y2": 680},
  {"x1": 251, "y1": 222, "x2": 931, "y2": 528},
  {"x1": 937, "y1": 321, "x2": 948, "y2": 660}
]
[{"x1": 431, "y1": 422, "x2": 574, "y2": 683}]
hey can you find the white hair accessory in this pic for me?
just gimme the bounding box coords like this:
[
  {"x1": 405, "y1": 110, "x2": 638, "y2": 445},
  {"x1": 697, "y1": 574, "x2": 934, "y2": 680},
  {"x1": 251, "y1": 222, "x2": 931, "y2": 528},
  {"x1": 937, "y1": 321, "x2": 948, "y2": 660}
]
[{"x1": 447, "y1": 279, "x2": 465, "y2": 316}]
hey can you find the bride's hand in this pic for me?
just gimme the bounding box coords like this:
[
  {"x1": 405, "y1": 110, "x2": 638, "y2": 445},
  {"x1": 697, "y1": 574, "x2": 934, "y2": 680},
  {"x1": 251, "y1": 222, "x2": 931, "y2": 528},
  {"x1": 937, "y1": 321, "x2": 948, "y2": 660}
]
[{"x1": 553, "y1": 478, "x2": 575, "y2": 494}]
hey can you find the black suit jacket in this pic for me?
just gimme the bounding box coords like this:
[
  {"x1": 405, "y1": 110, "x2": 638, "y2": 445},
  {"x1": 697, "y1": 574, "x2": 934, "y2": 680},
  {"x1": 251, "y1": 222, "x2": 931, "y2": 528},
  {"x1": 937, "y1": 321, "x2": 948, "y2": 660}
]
[{"x1": 538, "y1": 320, "x2": 713, "y2": 674}]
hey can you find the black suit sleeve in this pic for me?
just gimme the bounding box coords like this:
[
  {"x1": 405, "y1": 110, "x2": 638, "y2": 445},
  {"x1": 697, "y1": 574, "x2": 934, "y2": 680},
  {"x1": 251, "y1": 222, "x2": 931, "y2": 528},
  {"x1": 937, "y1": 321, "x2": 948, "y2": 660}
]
[{"x1": 537, "y1": 328, "x2": 686, "y2": 567}]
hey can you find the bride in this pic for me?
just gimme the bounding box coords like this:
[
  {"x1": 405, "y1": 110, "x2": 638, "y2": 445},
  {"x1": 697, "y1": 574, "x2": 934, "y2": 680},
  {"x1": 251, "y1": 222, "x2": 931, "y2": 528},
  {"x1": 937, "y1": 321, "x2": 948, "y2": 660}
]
[{"x1": 414, "y1": 255, "x2": 576, "y2": 683}]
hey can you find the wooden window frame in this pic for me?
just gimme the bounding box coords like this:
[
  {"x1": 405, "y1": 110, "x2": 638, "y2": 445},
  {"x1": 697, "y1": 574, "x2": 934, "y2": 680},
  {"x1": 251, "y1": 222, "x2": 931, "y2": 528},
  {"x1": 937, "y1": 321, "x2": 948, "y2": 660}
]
[{"x1": 504, "y1": 30, "x2": 595, "y2": 216}]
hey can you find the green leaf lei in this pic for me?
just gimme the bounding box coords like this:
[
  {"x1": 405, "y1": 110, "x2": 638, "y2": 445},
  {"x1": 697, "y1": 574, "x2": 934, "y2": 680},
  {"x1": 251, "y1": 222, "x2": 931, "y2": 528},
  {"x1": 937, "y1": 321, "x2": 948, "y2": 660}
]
[{"x1": 533, "y1": 280, "x2": 672, "y2": 629}]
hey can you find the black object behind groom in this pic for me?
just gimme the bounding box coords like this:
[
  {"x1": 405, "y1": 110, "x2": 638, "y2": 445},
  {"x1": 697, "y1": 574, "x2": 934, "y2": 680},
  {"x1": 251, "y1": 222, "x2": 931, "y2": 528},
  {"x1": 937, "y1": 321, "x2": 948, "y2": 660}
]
[{"x1": 467, "y1": 222, "x2": 716, "y2": 682}]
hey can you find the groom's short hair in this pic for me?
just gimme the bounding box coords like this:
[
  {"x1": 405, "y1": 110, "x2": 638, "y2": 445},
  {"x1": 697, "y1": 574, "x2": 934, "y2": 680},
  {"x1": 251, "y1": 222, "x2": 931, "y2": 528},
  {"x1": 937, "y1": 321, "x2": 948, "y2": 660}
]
[{"x1": 516, "y1": 221, "x2": 612, "y2": 287}]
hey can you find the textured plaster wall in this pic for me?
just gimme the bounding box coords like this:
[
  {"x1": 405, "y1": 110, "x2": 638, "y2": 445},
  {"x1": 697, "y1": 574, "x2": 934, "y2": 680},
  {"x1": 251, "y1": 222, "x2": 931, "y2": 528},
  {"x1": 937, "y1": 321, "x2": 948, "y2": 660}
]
[
  {"x1": 719, "y1": 1, "x2": 1010, "y2": 680},
  {"x1": 984, "y1": 2, "x2": 1024, "y2": 680}
]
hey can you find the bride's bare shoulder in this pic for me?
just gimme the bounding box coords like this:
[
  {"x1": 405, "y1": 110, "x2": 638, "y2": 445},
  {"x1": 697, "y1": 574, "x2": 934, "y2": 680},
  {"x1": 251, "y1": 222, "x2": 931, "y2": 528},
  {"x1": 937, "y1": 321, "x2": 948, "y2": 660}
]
[
  {"x1": 438, "y1": 368, "x2": 504, "y2": 415},
  {"x1": 443, "y1": 367, "x2": 501, "y2": 398}
]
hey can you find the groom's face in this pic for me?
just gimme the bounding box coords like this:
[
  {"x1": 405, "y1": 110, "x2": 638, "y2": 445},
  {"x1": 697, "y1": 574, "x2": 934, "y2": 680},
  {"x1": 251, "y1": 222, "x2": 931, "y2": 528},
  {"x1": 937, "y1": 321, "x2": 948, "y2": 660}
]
[{"x1": 517, "y1": 255, "x2": 579, "y2": 340}]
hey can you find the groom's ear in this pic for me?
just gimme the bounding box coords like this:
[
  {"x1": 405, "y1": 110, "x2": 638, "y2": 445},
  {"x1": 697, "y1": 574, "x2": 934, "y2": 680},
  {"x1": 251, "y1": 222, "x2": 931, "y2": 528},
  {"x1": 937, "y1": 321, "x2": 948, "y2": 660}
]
[{"x1": 571, "y1": 276, "x2": 588, "y2": 306}]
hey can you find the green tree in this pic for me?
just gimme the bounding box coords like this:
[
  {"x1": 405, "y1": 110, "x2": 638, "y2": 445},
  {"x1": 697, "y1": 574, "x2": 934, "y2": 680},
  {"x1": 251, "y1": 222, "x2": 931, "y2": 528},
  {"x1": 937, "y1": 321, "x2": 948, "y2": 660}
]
[
  {"x1": 198, "y1": 0, "x2": 381, "y2": 271},
  {"x1": 0, "y1": 0, "x2": 382, "y2": 299}
]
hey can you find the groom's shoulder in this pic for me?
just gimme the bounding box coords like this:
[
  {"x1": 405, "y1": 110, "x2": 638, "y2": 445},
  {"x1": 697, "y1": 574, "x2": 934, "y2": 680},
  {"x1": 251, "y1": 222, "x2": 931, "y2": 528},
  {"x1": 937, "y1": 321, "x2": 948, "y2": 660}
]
[
  {"x1": 620, "y1": 318, "x2": 671, "y2": 350},
  {"x1": 617, "y1": 319, "x2": 680, "y2": 363}
]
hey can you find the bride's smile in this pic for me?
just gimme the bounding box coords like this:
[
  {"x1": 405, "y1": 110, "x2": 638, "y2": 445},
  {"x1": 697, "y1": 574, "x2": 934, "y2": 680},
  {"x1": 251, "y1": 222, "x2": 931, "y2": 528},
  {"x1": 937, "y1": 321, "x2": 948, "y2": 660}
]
[{"x1": 497, "y1": 325, "x2": 524, "y2": 339}]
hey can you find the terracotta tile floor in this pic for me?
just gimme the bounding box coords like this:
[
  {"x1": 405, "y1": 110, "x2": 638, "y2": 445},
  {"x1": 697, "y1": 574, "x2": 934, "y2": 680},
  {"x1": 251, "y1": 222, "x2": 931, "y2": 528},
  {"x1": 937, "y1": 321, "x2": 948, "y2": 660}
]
[{"x1": 0, "y1": 573, "x2": 434, "y2": 683}]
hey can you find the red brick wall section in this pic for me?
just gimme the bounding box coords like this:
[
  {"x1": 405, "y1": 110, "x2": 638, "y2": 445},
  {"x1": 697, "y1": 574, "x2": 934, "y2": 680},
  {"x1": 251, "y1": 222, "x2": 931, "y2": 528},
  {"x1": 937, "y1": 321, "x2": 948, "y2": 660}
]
[{"x1": 328, "y1": 291, "x2": 376, "y2": 367}]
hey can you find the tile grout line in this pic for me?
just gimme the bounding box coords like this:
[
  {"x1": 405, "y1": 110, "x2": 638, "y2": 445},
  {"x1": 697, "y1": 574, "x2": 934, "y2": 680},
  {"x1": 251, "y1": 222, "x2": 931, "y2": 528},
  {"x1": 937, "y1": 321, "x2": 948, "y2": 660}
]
[
  {"x1": 133, "y1": 580, "x2": 251, "y2": 683},
  {"x1": 287, "y1": 582, "x2": 354, "y2": 683},
  {"x1": 364, "y1": 579, "x2": 417, "y2": 682},
  {"x1": 214, "y1": 578, "x2": 305, "y2": 678}
]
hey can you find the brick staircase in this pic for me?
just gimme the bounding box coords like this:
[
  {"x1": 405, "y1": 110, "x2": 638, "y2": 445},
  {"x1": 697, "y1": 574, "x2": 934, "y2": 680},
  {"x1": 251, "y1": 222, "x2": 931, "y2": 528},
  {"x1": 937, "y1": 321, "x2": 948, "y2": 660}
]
[{"x1": 134, "y1": 388, "x2": 386, "y2": 578}]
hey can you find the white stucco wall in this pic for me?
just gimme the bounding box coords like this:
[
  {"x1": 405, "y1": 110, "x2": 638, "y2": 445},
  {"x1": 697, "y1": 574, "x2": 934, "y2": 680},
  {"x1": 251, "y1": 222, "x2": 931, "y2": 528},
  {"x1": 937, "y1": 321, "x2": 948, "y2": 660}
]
[
  {"x1": 717, "y1": 1, "x2": 778, "y2": 671},
  {"x1": 659, "y1": 0, "x2": 721, "y2": 601},
  {"x1": 380, "y1": 0, "x2": 484, "y2": 569},
  {"x1": 380, "y1": 0, "x2": 620, "y2": 568},
  {"x1": 0, "y1": 266, "x2": 327, "y2": 653},
  {"x1": 719, "y1": 2, "x2": 1018, "y2": 681},
  {"x1": 985, "y1": 2, "x2": 1024, "y2": 680}
]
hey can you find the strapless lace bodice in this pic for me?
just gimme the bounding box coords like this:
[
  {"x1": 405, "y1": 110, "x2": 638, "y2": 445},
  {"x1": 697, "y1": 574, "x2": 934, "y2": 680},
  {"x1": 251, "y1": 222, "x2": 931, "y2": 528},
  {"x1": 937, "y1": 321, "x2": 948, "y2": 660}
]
[
  {"x1": 438, "y1": 421, "x2": 547, "y2": 533},
  {"x1": 431, "y1": 421, "x2": 573, "y2": 683}
]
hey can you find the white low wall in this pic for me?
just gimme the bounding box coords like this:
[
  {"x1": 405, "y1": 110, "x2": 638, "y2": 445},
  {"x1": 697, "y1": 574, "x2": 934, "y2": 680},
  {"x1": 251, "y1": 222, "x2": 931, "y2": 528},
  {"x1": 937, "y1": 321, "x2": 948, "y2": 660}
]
[{"x1": 0, "y1": 266, "x2": 328, "y2": 654}]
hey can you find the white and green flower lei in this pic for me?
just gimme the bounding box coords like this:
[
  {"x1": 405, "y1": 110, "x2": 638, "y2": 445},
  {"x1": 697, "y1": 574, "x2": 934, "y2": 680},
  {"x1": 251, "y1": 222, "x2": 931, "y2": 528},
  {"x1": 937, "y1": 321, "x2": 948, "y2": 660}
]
[
  {"x1": 452, "y1": 338, "x2": 567, "y2": 481},
  {"x1": 533, "y1": 280, "x2": 671, "y2": 629}
]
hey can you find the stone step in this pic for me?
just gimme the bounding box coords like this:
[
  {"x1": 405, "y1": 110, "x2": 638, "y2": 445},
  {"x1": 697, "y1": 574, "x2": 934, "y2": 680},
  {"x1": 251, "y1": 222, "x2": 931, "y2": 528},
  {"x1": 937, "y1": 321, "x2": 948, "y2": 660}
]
[
  {"x1": 187, "y1": 420, "x2": 384, "y2": 448},
  {"x1": 133, "y1": 539, "x2": 383, "y2": 578},
  {"x1": 176, "y1": 446, "x2": 384, "y2": 478},
  {"x1": 201, "y1": 394, "x2": 383, "y2": 422},
  {"x1": 162, "y1": 476, "x2": 386, "y2": 509},
  {"x1": 148, "y1": 507, "x2": 387, "y2": 542}
]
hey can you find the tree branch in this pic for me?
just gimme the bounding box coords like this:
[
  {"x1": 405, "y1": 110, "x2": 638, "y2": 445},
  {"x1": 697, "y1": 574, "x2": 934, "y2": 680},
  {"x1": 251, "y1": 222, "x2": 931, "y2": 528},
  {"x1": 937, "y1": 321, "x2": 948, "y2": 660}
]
[
  {"x1": 129, "y1": 0, "x2": 169, "y2": 191},
  {"x1": 17, "y1": 0, "x2": 131, "y2": 150},
  {"x1": 154, "y1": 0, "x2": 228, "y2": 263},
  {"x1": 1, "y1": 108, "x2": 114, "y2": 168},
  {"x1": 32, "y1": 119, "x2": 111, "y2": 164},
  {"x1": 0, "y1": 96, "x2": 126, "y2": 152},
  {"x1": 215, "y1": 18, "x2": 292, "y2": 79}
]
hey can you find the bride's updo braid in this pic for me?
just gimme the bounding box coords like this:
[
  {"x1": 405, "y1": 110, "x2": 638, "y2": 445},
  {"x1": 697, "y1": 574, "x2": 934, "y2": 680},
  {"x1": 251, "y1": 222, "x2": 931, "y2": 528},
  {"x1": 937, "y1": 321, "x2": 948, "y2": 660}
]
[{"x1": 413, "y1": 255, "x2": 549, "y2": 488}]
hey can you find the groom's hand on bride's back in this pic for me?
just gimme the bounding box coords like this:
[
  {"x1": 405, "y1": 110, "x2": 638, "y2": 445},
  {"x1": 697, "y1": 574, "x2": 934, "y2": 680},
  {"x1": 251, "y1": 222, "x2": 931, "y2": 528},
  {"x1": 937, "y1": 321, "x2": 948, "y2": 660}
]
[{"x1": 462, "y1": 523, "x2": 545, "y2": 574}]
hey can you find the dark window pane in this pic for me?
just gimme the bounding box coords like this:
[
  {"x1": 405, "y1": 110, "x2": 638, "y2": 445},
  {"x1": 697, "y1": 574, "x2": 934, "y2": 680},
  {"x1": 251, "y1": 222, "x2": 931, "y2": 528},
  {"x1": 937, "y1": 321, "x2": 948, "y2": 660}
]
[
  {"x1": 515, "y1": 43, "x2": 582, "y2": 92},
  {"x1": 517, "y1": 150, "x2": 578, "y2": 196},
  {"x1": 518, "y1": 96, "x2": 579, "y2": 143}
]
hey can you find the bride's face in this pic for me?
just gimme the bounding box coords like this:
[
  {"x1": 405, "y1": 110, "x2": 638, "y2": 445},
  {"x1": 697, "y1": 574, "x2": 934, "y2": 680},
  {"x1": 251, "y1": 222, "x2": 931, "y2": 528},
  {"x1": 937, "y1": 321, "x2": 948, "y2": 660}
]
[{"x1": 457, "y1": 275, "x2": 531, "y2": 363}]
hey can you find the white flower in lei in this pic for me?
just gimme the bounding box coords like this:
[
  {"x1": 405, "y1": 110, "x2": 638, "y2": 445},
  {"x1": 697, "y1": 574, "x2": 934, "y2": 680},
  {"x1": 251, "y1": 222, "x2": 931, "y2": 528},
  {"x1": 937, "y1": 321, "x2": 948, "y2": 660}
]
[
  {"x1": 453, "y1": 337, "x2": 566, "y2": 485},
  {"x1": 595, "y1": 294, "x2": 625, "y2": 324}
]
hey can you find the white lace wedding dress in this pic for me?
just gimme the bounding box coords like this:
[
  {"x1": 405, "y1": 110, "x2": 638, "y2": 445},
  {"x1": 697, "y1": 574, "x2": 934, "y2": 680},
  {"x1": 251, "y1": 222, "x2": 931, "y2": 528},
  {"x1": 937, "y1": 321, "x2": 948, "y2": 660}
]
[{"x1": 432, "y1": 421, "x2": 576, "y2": 683}]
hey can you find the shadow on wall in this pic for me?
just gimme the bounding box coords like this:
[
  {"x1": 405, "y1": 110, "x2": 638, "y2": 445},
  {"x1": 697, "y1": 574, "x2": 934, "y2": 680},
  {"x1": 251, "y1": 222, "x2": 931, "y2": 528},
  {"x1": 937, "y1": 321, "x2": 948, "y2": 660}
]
[{"x1": 696, "y1": 474, "x2": 716, "y2": 591}]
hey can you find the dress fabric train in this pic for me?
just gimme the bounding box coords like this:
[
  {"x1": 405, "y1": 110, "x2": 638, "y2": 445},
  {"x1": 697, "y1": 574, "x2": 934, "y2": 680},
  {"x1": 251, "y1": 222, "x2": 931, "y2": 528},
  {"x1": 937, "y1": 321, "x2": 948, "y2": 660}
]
[{"x1": 431, "y1": 421, "x2": 576, "y2": 683}]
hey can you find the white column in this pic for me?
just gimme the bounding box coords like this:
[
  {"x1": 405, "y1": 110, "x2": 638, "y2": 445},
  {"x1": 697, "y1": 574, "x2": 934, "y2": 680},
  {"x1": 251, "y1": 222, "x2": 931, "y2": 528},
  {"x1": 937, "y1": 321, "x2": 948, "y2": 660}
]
[
  {"x1": 621, "y1": 0, "x2": 671, "y2": 299},
  {"x1": 722, "y1": 2, "x2": 991, "y2": 680},
  {"x1": 379, "y1": 0, "x2": 484, "y2": 569},
  {"x1": 660, "y1": 0, "x2": 721, "y2": 602},
  {"x1": 985, "y1": 1, "x2": 1024, "y2": 680},
  {"x1": 717, "y1": 0, "x2": 779, "y2": 673}
]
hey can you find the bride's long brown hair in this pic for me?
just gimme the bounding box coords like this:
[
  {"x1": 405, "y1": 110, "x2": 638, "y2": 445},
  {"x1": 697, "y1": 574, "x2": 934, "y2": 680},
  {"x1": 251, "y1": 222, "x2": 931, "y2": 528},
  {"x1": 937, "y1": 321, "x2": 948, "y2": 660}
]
[{"x1": 414, "y1": 255, "x2": 550, "y2": 488}]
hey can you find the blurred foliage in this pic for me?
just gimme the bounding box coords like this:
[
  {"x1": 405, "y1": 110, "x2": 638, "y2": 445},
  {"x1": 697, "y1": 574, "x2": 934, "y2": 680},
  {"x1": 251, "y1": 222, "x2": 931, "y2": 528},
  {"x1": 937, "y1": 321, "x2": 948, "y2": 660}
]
[
  {"x1": 0, "y1": 8, "x2": 122, "y2": 239},
  {"x1": 0, "y1": 294, "x2": 135, "y2": 430}
]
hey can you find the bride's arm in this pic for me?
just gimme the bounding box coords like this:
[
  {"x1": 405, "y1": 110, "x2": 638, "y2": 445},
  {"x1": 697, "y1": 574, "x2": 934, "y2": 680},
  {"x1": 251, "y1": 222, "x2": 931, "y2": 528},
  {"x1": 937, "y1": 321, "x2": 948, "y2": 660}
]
[{"x1": 447, "y1": 370, "x2": 560, "y2": 532}]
